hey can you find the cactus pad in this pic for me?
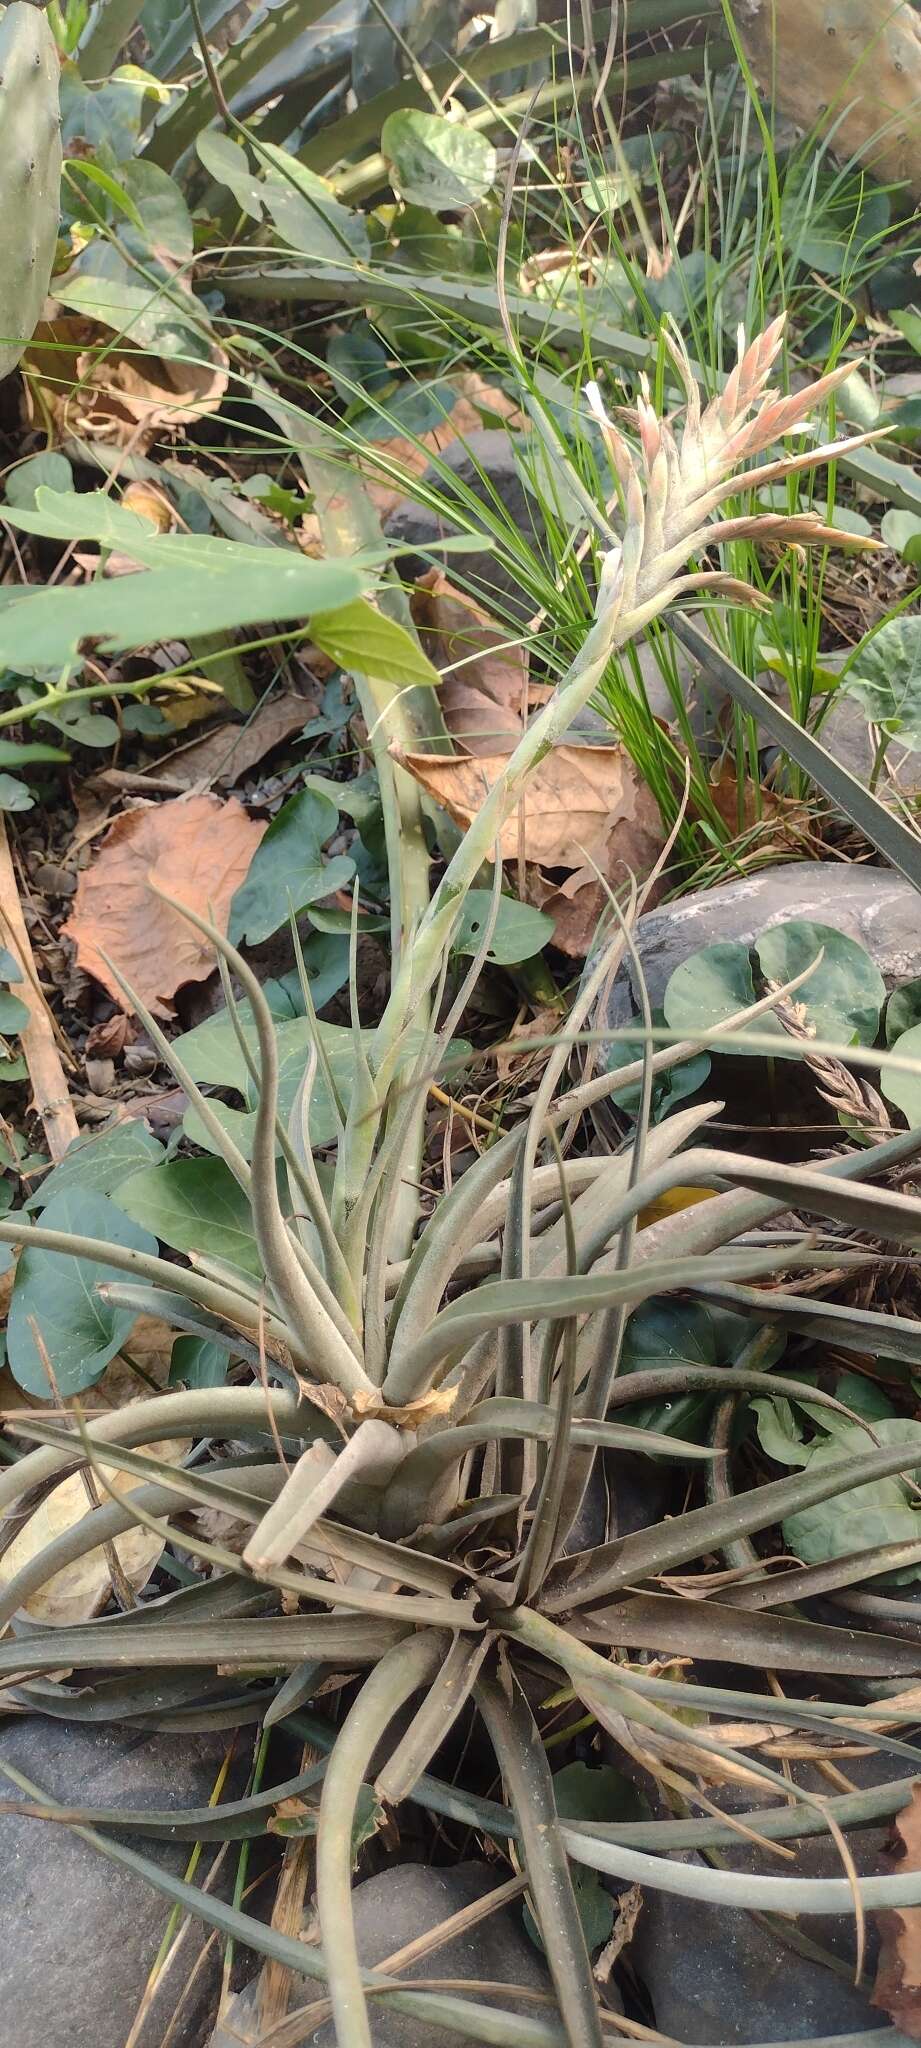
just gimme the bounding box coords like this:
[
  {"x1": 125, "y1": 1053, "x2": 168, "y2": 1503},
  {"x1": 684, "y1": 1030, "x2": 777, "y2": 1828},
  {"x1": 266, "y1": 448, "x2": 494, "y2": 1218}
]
[
  {"x1": 0, "y1": 0, "x2": 61, "y2": 381},
  {"x1": 740, "y1": 0, "x2": 921, "y2": 199}
]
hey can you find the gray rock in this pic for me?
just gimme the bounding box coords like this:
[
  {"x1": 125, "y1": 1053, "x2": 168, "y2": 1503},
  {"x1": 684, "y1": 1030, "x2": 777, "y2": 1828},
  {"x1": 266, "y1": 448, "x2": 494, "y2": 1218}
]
[
  {"x1": 632, "y1": 1778, "x2": 888, "y2": 2045},
  {"x1": 604, "y1": 861, "x2": 921, "y2": 1030},
  {"x1": 384, "y1": 430, "x2": 541, "y2": 623},
  {"x1": 0, "y1": 1717, "x2": 249, "y2": 2048},
  {"x1": 213, "y1": 1862, "x2": 556, "y2": 2048},
  {"x1": 564, "y1": 1450, "x2": 670, "y2": 1555}
]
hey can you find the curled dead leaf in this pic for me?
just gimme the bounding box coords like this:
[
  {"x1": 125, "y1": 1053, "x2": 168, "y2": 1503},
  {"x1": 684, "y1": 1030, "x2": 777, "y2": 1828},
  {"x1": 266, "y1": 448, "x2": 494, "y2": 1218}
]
[
  {"x1": 23, "y1": 313, "x2": 228, "y2": 455},
  {"x1": 63, "y1": 794, "x2": 265, "y2": 1016}
]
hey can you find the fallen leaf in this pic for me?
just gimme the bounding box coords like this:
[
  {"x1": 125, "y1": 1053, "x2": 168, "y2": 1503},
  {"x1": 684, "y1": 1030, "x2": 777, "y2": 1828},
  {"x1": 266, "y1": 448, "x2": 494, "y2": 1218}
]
[
  {"x1": 874, "y1": 1782, "x2": 921, "y2": 2037},
  {"x1": 524, "y1": 867, "x2": 609, "y2": 960},
  {"x1": 0, "y1": 1459, "x2": 173, "y2": 1625},
  {"x1": 494, "y1": 1005, "x2": 562, "y2": 1081},
  {"x1": 23, "y1": 313, "x2": 228, "y2": 455},
  {"x1": 393, "y1": 741, "x2": 663, "y2": 872},
  {"x1": 0, "y1": 1312, "x2": 187, "y2": 1626},
  {"x1": 411, "y1": 570, "x2": 526, "y2": 755},
  {"x1": 158, "y1": 692, "x2": 316, "y2": 790},
  {"x1": 63, "y1": 794, "x2": 266, "y2": 1017},
  {"x1": 85, "y1": 1014, "x2": 137, "y2": 1059}
]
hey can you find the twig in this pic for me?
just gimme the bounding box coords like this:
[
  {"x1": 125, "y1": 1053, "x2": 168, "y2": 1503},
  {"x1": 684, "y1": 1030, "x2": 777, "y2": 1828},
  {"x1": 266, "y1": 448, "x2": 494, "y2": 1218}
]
[{"x1": 0, "y1": 816, "x2": 78, "y2": 1160}]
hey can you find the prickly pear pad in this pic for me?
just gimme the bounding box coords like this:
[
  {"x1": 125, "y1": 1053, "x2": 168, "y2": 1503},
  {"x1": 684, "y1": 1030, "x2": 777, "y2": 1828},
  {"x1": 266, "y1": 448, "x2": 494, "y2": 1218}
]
[{"x1": 0, "y1": 0, "x2": 61, "y2": 380}]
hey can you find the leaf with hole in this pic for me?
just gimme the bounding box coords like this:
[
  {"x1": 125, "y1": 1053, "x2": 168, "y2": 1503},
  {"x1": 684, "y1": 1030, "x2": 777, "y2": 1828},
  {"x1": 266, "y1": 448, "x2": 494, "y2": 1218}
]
[
  {"x1": 450, "y1": 891, "x2": 553, "y2": 965},
  {"x1": 7, "y1": 1189, "x2": 158, "y2": 1398}
]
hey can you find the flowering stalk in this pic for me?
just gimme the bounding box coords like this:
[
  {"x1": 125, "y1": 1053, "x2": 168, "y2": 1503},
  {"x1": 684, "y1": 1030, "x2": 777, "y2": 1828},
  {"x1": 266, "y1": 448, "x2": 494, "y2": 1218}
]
[{"x1": 370, "y1": 316, "x2": 879, "y2": 1084}]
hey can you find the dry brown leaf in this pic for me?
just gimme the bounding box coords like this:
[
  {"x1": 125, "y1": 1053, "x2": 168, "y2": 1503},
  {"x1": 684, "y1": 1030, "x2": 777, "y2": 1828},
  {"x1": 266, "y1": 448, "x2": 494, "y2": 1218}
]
[
  {"x1": 23, "y1": 312, "x2": 228, "y2": 453},
  {"x1": 411, "y1": 570, "x2": 526, "y2": 756},
  {"x1": 394, "y1": 741, "x2": 663, "y2": 873},
  {"x1": 0, "y1": 1459, "x2": 174, "y2": 1625},
  {"x1": 524, "y1": 867, "x2": 611, "y2": 960},
  {"x1": 158, "y1": 692, "x2": 316, "y2": 790},
  {"x1": 874, "y1": 1782, "x2": 921, "y2": 2036},
  {"x1": 494, "y1": 1004, "x2": 562, "y2": 1081},
  {"x1": 63, "y1": 794, "x2": 265, "y2": 1016}
]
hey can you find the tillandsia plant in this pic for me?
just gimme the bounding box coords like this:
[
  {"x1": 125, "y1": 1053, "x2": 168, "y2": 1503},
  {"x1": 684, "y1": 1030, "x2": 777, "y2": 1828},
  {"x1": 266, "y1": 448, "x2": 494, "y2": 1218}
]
[{"x1": 7, "y1": 323, "x2": 921, "y2": 2045}]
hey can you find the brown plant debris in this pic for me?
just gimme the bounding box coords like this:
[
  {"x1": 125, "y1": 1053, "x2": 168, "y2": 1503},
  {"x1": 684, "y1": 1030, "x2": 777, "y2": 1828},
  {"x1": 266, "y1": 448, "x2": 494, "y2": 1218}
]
[
  {"x1": 63, "y1": 794, "x2": 265, "y2": 1017},
  {"x1": 874, "y1": 1782, "x2": 921, "y2": 2036}
]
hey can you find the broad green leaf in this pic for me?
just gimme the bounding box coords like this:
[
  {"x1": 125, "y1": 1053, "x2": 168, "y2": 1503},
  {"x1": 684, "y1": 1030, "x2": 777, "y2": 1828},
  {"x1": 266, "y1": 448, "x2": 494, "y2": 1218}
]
[
  {"x1": 168, "y1": 1335, "x2": 228, "y2": 1390},
  {"x1": 259, "y1": 147, "x2": 369, "y2": 264},
  {"x1": 886, "y1": 979, "x2": 921, "y2": 1047},
  {"x1": 0, "y1": 949, "x2": 22, "y2": 982},
  {"x1": 840, "y1": 618, "x2": 921, "y2": 749},
  {"x1": 195, "y1": 129, "x2": 264, "y2": 220},
  {"x1": 118, "y1": 1159, "x2": 262, "y2": 1277},
  {"x1": 120, "y1": 160, "x2": 194, "y2": 263},
  {"x1": 381, "y1": 110, "x2": 497, "y2": 211},
  {"x1": 308, "y1": 904, "x2": 389, "y2": 936},
  {"x1": 0, "y1": 989, "x2": 30, "y2": 1033},
  {"x1": 662, "y1": 941, "x2": 781, "y2": 1053},
  {"x1": 881, "y1": 509, "x2": 921, "y2": 567},
  {"x1": 28, "y1": 1119, "x2": 165, "y2": 1212},
  {"x1": 0, "y1": 740, "x2": 70, "y2": 767},
  {"x1": 618, "y1": 1299, "x2": 737, "y2": 1441},
  {"x1": 263, "y1": 937, "x2": 351, "y2": 1017},
  {"x1": 893, "y1": 309, "x2": 921, "y2": 356},
  {"x1": 755, "y1": 1410, "x2": 921, "y2": 1582},
  {"x1": 63, "y1": 158, "x2": 144, "y2": 230},
  {"x1": 0, "y1": 777, "x2": 34, "y2": 813},
  {"x1": 450, "y1": 891, "x2": 553, "y2": 965},
  {"x1": 53, "y1": 253, "x2": 202, "y2": 353},
  {"x1": 327, "y1": 327, "x2": 392, "y2": 403},
  {"x1": 881, "y1": 1022, "x2": 921, "y2": 1124},
  {"x1": 0, "y1": 559, "x2": 366, "y2": 672},
  {"x1": 310, "y1": 599, "x2": 439, "y2": 688},
  {"x1": 7, "y1": 1189, "x2": 158, "y2": 1397},
  {"x1": 751, "y1": 1395, "x2": 811, "y2": 1468},
  {"x1": 174, "y1": 1013, "x2": 361, "y2": 1156},
  {"x1": 754, "y1": 921, "x2": 885, "y2": 1048},
  {"x1": 4, "y1": 454, "x2": 74, "y2": 511},
  {"x1": 228, "y1": 789, "x2": 355, "y2": 946},
  {"x1": 525, "y1": 1763, "x2": 646, "y2": 1956},
  {"x1": 605, "y1": 1008, "x2": 710, "y2": 1121}
]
